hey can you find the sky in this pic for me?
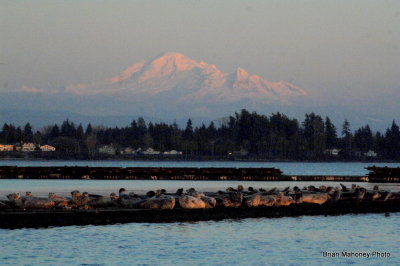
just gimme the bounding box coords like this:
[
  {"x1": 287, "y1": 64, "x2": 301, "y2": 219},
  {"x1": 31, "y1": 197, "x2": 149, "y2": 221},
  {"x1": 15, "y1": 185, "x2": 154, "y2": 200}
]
[{"x1": 1, "y1": 0, "x2": 400, "y2": 122}]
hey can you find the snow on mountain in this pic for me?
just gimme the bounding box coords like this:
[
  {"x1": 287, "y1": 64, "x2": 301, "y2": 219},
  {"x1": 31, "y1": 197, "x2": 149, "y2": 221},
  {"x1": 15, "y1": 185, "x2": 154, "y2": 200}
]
[{"x1": 65, "y1": 52, "x2": 306, "y2": 104}]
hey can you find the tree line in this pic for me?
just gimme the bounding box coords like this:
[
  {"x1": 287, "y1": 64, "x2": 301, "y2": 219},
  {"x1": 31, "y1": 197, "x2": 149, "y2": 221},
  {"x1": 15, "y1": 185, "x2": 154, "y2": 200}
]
[{"x1": 0, "y1": 109, "x2": 399, "y2": 160}]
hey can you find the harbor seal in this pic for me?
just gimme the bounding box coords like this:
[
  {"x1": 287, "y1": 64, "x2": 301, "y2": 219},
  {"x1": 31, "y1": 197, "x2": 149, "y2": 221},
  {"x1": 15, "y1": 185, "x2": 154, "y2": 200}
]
[
  {"x1": 186, "y1": 189, "x2": 216, "y2": 208},
  {"x1": 85, "y1": 193, "x2": 119, "y2": 208},
  {"x1": 70, "y1": 190, "x2": 91, "y2": 209},
  {"x1": 179, "y1": 194, "x2": 206, "y2": 209},
  {"x1": 117, "y1": 188, "x2": 142, "y2": 207},
  {"x1": 274, "y1": 193, "x2": 295, "y2": 206},
  {"x1": 298, "y1": 192, "x2": 331, "y2": 205},
  {"x1": 135, "y1": 196, "x2": 175, "y2": 209},
  {"x1": 245, "y1": 194, "x2": 276, "y2": 207},
  {"x1": 191, "y1": 192, "x2": 216, "y2": 208},
  {"x1": 6, "y1": 193, "x2": 25, "y2": 208},
  {"x1": 216, "y1": 192, "x2": 243, "y2": 208}
]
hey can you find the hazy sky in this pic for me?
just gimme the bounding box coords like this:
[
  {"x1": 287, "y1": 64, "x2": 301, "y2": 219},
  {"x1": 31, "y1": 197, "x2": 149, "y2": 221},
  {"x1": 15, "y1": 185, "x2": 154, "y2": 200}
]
[{"x1": 1, "y1": 0, "x2": 400, "y2": 105}]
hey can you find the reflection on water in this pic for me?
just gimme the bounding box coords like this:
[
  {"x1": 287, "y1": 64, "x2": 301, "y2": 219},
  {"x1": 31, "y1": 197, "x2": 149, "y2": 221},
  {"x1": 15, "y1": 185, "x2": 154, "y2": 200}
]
[{"x1": 0, "y1": 213, "x2": 399, "y2": 265}]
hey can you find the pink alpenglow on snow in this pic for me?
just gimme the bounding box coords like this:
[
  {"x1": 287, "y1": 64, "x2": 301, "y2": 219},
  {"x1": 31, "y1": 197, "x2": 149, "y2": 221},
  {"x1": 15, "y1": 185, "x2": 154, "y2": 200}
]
[{"x1": 63, "y1": 52, "x2": 307, "y2": 104}]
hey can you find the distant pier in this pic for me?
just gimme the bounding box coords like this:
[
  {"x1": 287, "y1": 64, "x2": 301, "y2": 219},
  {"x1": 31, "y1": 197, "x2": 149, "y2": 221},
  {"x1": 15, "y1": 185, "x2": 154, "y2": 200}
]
[{"x1": 0, "y1": 166, "x2": 399, "y2": 182}]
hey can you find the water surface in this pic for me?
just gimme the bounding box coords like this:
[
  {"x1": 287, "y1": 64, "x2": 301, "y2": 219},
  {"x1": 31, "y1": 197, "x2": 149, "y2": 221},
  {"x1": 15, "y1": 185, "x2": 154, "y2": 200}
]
[{"x1": 1, "y1": 214, "x2": 399, "y2": 265}]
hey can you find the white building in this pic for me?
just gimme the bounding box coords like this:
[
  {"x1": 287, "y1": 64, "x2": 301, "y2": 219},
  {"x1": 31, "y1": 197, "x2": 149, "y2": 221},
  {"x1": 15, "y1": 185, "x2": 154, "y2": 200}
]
[
  {"x1": 21, "y1": 143, "x2": 37, "y2": 152},
  {"x1": 40, "y1": 145, "x2": 56, "y2": 152}
]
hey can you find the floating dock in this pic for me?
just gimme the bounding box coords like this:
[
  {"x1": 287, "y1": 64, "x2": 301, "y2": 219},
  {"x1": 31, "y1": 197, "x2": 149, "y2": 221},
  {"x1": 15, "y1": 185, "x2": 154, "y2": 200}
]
[{"x1": 1, "y1": 200, "x2": 399, "y2": 229}]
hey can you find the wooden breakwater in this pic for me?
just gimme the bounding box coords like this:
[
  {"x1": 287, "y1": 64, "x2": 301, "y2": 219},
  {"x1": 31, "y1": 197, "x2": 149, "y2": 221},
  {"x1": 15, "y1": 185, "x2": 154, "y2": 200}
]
[
  {"x1": 0, "y1": 166, "x2": 282, "y2": 180},
  {"x1": 367, "y1": 166, "x2": 400, "y2": 182},
  {"x1": 0, "y1": 166, "x2": 398, "y2": 182},
  {"x1": 1, "y1": 200, "x2": 399, "y2": 229}
]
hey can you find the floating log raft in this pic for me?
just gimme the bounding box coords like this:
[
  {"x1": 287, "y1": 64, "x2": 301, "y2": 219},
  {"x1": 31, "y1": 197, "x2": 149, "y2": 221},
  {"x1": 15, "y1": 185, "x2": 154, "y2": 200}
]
[
  {"x1": 367, "y1": 166, "x2": 400, "y2": 182},
  {"x1": 1, "y1": 200, "x2": 399, "y2": 229}
]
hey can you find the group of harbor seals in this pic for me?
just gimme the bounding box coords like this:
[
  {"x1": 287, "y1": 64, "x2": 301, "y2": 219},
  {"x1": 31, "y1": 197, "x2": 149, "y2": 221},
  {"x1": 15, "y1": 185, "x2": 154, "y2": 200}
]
[
  {"x1": 6, "y1": 192, "x2": 56, "y2": 209},
  {"x1": 3, "y1": 184, "x2": 399, "y2": 210}
]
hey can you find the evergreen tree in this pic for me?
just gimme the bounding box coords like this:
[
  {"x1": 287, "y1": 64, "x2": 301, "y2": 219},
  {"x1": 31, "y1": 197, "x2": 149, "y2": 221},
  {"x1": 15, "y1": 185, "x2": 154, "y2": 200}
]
[
  {"x1": 385, "y1": 121, "x2": 400, "y2": 159},
  {"x1": 23, "y1": 123, "x2": 33, "y2": 142},
  {"x1": 302, "y1": 113, "x2": 325, "y2": 156},
  {"x1": 183, "y1": 119, "x2": 193, "y2": 139},
  {"x1": 85, "y1": 123, "x2": 93, "y2": 136},
  {"x1": 353, "y1": 125, "x2": 373, "y2": 152},
  {"x1": 325, "y1": 117, "x2": 337, "y2": 149},
  {"x1": 50, "y1": 124, "x2": 60, "y2": 139},
  {"x1": 340, "y1": 119, "x2": 352, "y2": 155},
  {"x1": 76, "y1": 124, "x2": 84, "y2": 140}
]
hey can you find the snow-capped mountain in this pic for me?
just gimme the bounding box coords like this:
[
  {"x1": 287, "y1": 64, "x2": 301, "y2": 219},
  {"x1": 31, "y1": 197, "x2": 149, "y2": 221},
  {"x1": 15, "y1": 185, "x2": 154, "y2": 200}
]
[
  {"x1": 0, "y1": 52, "x2": 313, "y2": 125},
  {"x1": 65, "y1": 52, "x2": 306, "y2": 104}
]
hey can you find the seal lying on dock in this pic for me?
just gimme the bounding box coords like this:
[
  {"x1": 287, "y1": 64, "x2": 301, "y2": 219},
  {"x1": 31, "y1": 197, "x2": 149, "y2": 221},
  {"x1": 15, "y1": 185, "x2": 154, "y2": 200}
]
[
  {"x1": 217, "y1": 192, "x2": 243, "y2": 208},
  {"x1": 245, "y1": 194, "x2": 276, "y2": 207},
  {"x1": 297, "y1": 192, "x2": 331, "y2": 205},
  {"x1": 179, "y1": 194, "x2": 207, "y2": 209},
  {"x1": 274, "y1": 193, "x2": 295, "y2": 206},
  {"x1": 187, "y1": 189, "x2": 217, "y2": 208},
  {"x1": 134, "y1": 196, "x2": 176, "y2": 209}
]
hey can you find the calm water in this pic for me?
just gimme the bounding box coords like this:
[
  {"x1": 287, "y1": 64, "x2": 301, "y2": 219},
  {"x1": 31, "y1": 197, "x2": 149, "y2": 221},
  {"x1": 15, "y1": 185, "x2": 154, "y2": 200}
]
[
  {"x1": 1, "y1": 161, "x2": 399, "y2": 265},
  {"x1": 0, "y1": 214, "x2": 399, "y2": 265}
]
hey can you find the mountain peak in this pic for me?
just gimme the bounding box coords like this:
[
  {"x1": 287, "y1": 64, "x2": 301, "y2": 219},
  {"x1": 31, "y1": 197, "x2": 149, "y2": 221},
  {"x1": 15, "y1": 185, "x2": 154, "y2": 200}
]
[{"x1": 64, "y1": 52, "x2": 307, "y2": 104}]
